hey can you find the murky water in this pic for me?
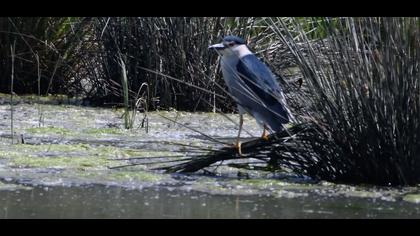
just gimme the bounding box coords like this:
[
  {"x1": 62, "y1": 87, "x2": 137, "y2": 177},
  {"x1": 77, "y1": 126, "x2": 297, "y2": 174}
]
[
  {"x1": 1, "y1": 100, "x2": 420, "y2": 218},
  {"x1": 1, "y1": 184, "x2": 420, "y2": 219}
]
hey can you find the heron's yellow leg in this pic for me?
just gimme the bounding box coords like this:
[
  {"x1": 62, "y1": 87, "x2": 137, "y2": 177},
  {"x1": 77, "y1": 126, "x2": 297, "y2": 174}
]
[
  {"x1": 233, "y1": 114, "x2": 243, "y2": 156},
  {"x1": 261, "y1": 125, "x2": 269, "y2": 141}
]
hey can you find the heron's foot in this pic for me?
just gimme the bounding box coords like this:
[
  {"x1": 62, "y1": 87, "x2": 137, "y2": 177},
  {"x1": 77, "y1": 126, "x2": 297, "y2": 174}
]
[
  {"x1": 232, "y1": 142, "x2": 242, "y2": 156},
  {"x1": 261, "y1": 133, "x2": 269, "y2": 141}
]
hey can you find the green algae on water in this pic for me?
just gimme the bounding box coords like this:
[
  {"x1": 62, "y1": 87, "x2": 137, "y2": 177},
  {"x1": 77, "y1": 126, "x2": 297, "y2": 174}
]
[
  {"x1": 403, "y1": 194, "x2": 420, "y2": 204},
  {"x1": 0, "y1": 182, "x2": 33, "y2": 191},
  {"x1": 25, "y1": 126, "x2": 73, "y2": 135}
]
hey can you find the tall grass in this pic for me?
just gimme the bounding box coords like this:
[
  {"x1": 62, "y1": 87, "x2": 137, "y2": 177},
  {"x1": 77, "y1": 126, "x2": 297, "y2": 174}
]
[
  {"x1": 265, "y1": 17, "x2": 420, "y2": 186},
  {"x1": 10, "y1": 41, "x2": 15, "y2": 144},
  {"x1": 0, "y1": 17, "x2": 93, "y2": 97},
  {"x1": 94, "y1": 17, "x2": 286, "y2": 111},
  {"x1": 95, "y1": 17, "x2": 226, "y2": 110},
  {"x1": 0, "y1": 17, "x2": 291, "y2": 112},
  {"x1": 119, "y1": 54, "x2": 131, "y2": 129},
  {"x1": 134, "y1": 82, "x2": 150, "y2": 133}
]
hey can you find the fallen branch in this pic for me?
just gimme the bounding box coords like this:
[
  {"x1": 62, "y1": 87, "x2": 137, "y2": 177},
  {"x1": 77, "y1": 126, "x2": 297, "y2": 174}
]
[{"x1": 162, "y1": 123, "x2": 311, "y2": 173}]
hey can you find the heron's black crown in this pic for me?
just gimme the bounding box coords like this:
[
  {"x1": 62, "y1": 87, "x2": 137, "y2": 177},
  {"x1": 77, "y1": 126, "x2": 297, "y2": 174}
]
[{"x1": 223, "y1": 35, "x2": 246, "y2": 45}]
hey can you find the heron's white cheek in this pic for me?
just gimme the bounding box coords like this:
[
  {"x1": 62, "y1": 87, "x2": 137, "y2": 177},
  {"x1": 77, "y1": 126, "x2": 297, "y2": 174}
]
[{"x1": 234, "y1": 45, "x2": 253, "y2": 58}]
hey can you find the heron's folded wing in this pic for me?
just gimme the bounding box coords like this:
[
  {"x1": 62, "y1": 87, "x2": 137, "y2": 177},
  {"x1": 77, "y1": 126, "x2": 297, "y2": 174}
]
[{"x1": 236, "y1": 55, "x2": 284, "y2": 106}]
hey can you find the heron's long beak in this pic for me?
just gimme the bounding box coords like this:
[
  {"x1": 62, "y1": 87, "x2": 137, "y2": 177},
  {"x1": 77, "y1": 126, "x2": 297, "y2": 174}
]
[{"x1": 208, "y1": 43, "x2": 225, "y2": 50}]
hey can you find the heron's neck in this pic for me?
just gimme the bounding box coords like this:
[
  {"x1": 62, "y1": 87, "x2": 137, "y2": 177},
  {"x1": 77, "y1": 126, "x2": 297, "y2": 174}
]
[{"x1": 233, "y1": 45, "x2": 252, "y2": 58}]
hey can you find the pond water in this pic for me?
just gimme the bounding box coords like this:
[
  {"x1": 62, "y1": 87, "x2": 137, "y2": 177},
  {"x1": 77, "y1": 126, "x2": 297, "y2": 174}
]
[
  {"x1": 1, "y1": 184, "x2": 419, "y2": 219},
  {"x1": 0, "y1": 99, "x2": 420, "y2": 218}
]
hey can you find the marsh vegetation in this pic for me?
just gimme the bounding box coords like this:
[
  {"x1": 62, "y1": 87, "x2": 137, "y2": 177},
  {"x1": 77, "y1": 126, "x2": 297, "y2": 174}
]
[{"x1": 0, "y1": 17, "x2": 419, "y2": 218}]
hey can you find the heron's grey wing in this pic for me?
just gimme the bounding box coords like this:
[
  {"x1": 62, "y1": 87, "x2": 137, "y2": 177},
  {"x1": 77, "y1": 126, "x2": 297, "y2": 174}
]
[{"x1": 236, "y1": 55, "x2": 284, "y2": 106}]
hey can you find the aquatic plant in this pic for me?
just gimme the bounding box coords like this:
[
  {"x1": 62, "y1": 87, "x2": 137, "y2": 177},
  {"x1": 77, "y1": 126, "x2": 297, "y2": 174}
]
[
  {"x1": 265, "y1": 17, "x2": 420, "y2": 186},
  {"x1": 10, "y1": 41, "x2": 15, "y2": 144},
  {"x1": 119, "y1": 53, "x2": 132, "y2": 129}
]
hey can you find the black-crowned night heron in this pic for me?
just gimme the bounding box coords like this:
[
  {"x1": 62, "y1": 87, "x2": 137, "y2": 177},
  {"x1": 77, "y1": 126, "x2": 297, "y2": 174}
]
[{"x1": 209, "y1": 35, "x2": 295, "y2": 155}]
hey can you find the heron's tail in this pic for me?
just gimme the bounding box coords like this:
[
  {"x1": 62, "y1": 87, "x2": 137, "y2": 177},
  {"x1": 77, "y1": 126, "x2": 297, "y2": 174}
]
[{"x1": 265, "y1": 102, "x2": 294, "y2": 133}]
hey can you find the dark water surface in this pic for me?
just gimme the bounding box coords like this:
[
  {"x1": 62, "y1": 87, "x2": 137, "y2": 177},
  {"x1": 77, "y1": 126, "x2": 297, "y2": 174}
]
[{"x1": 1, "y1": 184, "x2": 419, "y2": 219}]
